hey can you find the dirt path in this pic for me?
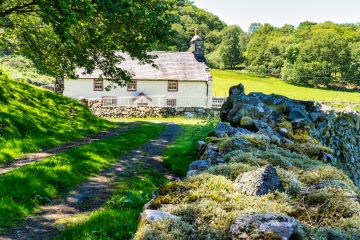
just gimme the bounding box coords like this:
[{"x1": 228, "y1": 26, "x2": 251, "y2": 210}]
[
  {"x1": 0, "y1": 123, "x2": 139, "y2": 175},
  {"x1": 0, "y1": 123, "x2": 181, "y2": 240}
]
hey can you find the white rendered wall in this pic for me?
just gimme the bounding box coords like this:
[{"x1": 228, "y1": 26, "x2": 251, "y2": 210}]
[{"x1": 64, "y1": 79, "x2": 212, "y2": 107}]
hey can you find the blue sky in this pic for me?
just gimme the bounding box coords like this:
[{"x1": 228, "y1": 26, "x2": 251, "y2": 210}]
[{"x1": 193, "y1": 0, "x2": 360, "y2": 31}]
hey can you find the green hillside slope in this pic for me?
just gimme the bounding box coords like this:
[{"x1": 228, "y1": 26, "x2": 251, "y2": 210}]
[
  {"x1": 212, "y1": 70, "x2": 360, "y2": 103},
  {"x1": 0, "y1": 70, "x2": 115, "y2": 164}
]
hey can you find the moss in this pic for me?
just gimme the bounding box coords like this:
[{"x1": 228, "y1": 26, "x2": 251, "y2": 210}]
[
  {"x1": 218, "y1": 138, "x2": 238, "y2": 154},
  {"x1": 277, "y1": 168, "x2": 303, "y2": 195},
  {"x1": 205, "y1": 137, "x2": 228, "y2": 144},
  {"x1": 204, "y1": 163, "x2": 256, "y2": 181},
  {"x1": 298, "y1": 166, "x2": 357, "y2": 189},
  {"x1": 240, "y1": 134, "x2": 271, "y2": 146},
  {"x1": 277, "y1": 121, "x2": 293, "y2": 135},
  {"x1": 294, "y1": 187, "x2": 360, "y2": 230}
]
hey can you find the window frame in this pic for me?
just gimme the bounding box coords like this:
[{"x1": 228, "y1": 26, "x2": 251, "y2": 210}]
[
  {"x1": 102, "y1": 96, "x2": 117, "y2": 107},
  {"x1": 127, "y1": 80, "x2": 137, "y2": 92},
  {"x1": 167, "y1": 80, "x2": 178, "y2": 92},
  {"x1": 93, "y1": 79, "x2": 104, "y2": 91},
  {"x1": 166, "y1": 98, "x2": 177, "y2": 107}
]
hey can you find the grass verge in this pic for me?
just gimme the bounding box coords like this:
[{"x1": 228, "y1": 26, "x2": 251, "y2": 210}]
[
  {"x1": 57, "y1": 164, "x2": 168, "y2": 240},
  {"x1": 0, "y1": 123, "x2": 166, "y2": 233},
  {"x1": 0, "y1": 71, "x2": 116, "y2": 164},
  {"x1": 163, "y1": 121, "x2": 214, "y2": 176}
]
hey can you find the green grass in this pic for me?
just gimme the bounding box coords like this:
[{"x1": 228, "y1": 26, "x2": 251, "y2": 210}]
[
  {"x1": 0, "y1": 123, "x2": 166, "y2": 233},
  {"x1": 212, "y1": 69, "x2": 360, "y2": 103},
  {"x1": 0, "y1": 55, "x2": 54, "y2": 84},
  {"x1": 57, "y1": 165, "x2": 168, "y2": 240},
  {"x1": 163, "y1": 121, "x2": 214, "y2": 176},
  {"x1": 113, "y1": 117, "x2": 207, "y2": 125},
  {"x1": 0, "y1": 70, "x2": 116, "y2": 164}
]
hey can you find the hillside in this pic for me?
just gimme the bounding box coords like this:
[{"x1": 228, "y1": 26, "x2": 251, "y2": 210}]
[
  {"x1": 0, "y1": 55, "x2": 54, "y2": 84},
  {"x1": 212, "y1": 69, "x2": 360, "y2": 107},
  {"x1": 0, "y1": 70, "x2": 115, "y2": 164}
]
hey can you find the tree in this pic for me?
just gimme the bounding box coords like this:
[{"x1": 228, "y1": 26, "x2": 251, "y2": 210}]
[
  {"x1": 282, "y1": 22, "x2": 359, "y2": 87},
  {"x1": 218, "y1": 25, "x2": 243, "y2": 69},
  {"x1": 157, "y1": 0, "x2": 226, "y2": 52},
  {"x1": 0, "y1": 0, "x2": 174, "y2": 86},
  {"x1": 248, "y1": 22, "x2": 262, "y2": 34}
]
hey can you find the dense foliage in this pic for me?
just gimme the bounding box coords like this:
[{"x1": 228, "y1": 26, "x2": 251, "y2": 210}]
[
  {"x1": 0, "y1": 0, "x2": 174, "y2": 85},
  {"x1": 245, "y1": 22, "x2": 360, "y2": 88}
]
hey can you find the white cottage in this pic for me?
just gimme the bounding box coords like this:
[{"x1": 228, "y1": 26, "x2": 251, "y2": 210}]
[{"x1": 64, "y1": 32, "x2": 213, "y2": 108}]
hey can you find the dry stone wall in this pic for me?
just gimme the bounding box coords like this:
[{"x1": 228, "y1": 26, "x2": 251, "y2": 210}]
[
  {"x1": 86, "y1": 99, "x2": 219, "y2": 118},
  {"x1": 220, "y1": 84, "x2": 360, "y2": 188},
  {"x1": 310, "y1": 109, "x2": 360, "y2": 187}
]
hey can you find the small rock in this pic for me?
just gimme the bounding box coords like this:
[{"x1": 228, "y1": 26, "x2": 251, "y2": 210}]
[
  {"x1": 197, "y1": 141, "x2": 207, "y2": 158},
  {"x1": 279, "y1": 128, "x2": 289, "y2": 137},
  {"x1": 140, "y1": 210, "x2": 179, "y2": 223},
  {"x1": 288, "y1": 108, "x2": 311, "y2": 123},
  {"x1": 240, "y1": 116, "x2": 257, "y2": 131},
  {"x1": 213, "y1": 122, "x2": 238, "y2": 138},
  {"x1": 229, "y1": 213, "x2": 298, "y2": 240},
  {"x1": 235, "y1": 128, "x2": 253, "y2": 136},
  {"x1": 235, "y1": 165, "x2": 282, "y2": 196},
  {"x1": 186, "y1": 170, "x2": 199, "y2": 178},
  {"x1": 189, "y1": 160, "x2": 211, "y2": 171}
]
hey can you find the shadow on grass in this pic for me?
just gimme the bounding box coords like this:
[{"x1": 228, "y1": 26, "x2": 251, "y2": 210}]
[
  {"x1": 0, "y1": 123, "x2": 165, "y2": 233},
  {"x1": 57, "y1": 168, "x2": 168, "y2": 240},
  {"x1": 0, "y1": 75, "x2": 117, "y2": 164}
]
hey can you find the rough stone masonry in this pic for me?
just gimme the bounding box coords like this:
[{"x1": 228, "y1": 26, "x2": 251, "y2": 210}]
[{"x1": 220, "y1": 84, "x2": 360, "y2": 188}]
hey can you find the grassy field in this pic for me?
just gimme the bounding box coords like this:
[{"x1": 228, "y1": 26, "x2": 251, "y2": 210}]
[
  {"x1": 212, "y1": 69, "x2": 360, "y2": 103},
  {"x1": 0, "y1": 70, "x2": 116, "y2": 164},
  {"x1": 0, "y1": 123, "x2": 165, "y2": 233}
]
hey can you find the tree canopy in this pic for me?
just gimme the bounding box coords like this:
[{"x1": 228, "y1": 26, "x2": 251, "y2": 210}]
[
  {"x1": 0, "y1": 0, "x2": 174, "y2": 85},
  {"x1": 245, "y1": 22, "x2": 360, "y2": 88}
]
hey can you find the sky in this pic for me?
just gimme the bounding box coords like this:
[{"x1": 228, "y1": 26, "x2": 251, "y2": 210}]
[{"x1": 193, "y1": 0, "x2": 360, "y2": 31}]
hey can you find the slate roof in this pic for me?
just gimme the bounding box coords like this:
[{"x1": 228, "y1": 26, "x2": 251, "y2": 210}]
[{"x1": 76, "y1": 51, "x2": 212, "y2": 82}]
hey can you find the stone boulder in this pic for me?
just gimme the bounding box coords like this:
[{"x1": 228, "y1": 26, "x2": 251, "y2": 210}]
[
  {"x1": 234, "y1": 128, "x2": 253, "y2": 136},
  {"x1": 235, "y1": 165, "x2": 282, "y2": 196},
  {"x1": 288, "y1": 108, "x2": 311, "y2": 129},
  {"x1": 240, "y1": 116, "x2": 257, "y2": 131},
  {"x1": 213, "y1": 122, "x2": 238, "y2": 138},
  {"x1": 140, "y1": 210, "x2": 179, "y2": 223},
  {"x1": 229, "y1": 213, "x2": 298, "y2": 240},
  {"x1": 189, "y1": 160, "x2": 211, "y2": 171},
  {"x1": 186, "y1": 170, "x2": 199, "y2": 178}
]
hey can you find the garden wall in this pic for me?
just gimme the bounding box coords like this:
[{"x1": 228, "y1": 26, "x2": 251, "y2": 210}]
[
  {"x1": 310, "y1": 109, "x2": 360, "y2": 187},
  {"x1": 220, "y1": 84, "x2": 360, "y2": 188},
  {"x1": 86, "y1": 99, "x2": 220, "y2": 119}
]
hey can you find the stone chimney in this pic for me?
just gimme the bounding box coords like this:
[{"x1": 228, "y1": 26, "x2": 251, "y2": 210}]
[{"x1": 190, "y1": 29, "x2": 206, "y2": 63}]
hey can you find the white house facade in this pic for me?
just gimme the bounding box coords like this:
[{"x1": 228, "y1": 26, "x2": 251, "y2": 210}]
[{"x1": 64, "y1": 32, "x2": 214, "y2": 108}]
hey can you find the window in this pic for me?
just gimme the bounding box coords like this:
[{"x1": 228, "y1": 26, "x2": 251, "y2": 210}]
[
  {"x1": 137, "y1": 102, "x2": 149, "y2": 107},
  {"x1": 102, "y1": 96, "x2": 117, "y2": 107},
  {"x1": 93, "y1": 79, "x2": 103, "y2": 91},
  {"x1": 166, "y1": 99, "x2": 177, "y2": 107},
  {"x1": 127, "y1": 80, "x2": 137, "y2": 91},
  {"x1": 168, "y1": 81, "x2": 178, "y2": 92}
]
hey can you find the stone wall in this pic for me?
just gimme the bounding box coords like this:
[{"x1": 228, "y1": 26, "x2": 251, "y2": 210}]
[
  {"x1": 220, "y1": 84, "x2": 360, "y2": 188},
  {"x1": 311, "y1": 109, "x2": 360, "y2": 187},
  {"x1": 86, "y1": 99, "x2": 219, "y2": 118}
]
